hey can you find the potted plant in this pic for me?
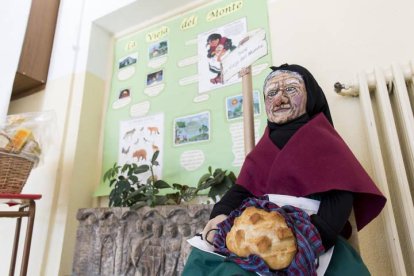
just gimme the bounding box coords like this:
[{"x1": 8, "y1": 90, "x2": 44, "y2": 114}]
[{"x1": 103, "y1": 150, "x2": 236, "y2": 208}]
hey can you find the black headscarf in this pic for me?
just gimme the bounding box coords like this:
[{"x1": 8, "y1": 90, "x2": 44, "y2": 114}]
[{"x1": 266, "y1": 63, "x2": 333, "y2": 148}]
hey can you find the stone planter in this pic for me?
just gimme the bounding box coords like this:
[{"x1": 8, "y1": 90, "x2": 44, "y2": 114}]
[{"x1": 72, "y1": 204, "x2": 212, "y2": 276}]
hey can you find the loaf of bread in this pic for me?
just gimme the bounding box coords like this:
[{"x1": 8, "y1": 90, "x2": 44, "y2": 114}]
[{"x1": 226, "y1": 206, "x2": 297, "y2": 270}]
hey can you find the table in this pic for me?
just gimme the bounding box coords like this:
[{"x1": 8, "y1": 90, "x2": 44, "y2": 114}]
[{"x1": 0, "y1": 193, "x2": 41, "y2": 276}]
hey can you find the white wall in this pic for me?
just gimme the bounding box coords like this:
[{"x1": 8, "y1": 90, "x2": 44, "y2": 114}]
[
  {"x1": 0, "y1": 1, "x2": 32, "y2": 274},
  {"x1": 4, "y1": 0, "x2": 414, "y2": 275},
  {"x1": 4, "y1": 0, "x2": 208, "y2": 275},
  {"x1": 267, "y1": 0, "x2": 414, "y2": 274},
  {"x1": 0, "y1": 0, "x2": 31, "y2": 123},
  {"x1": 3, "y1": 1, "x2": 134, "y2": 275}
]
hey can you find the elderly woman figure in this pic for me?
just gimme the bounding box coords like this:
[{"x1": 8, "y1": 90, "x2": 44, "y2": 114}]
[{"x1": 183, "y1": 64, "x2": 386, "y2": 275}]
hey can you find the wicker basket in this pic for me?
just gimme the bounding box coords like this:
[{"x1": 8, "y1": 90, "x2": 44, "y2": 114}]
[{"x1": 0, "y1": 151, "x2": 34, "y2": 194}]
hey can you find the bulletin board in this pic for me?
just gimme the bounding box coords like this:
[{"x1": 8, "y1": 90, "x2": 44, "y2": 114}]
[{"x1": 95, "y1": 0, "x2": 272, "y2": 195}]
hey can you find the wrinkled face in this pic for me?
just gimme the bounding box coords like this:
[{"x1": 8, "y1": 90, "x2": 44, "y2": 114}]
[{"x1": 264, "y1": 71, "x2": 307, "y2": 124}]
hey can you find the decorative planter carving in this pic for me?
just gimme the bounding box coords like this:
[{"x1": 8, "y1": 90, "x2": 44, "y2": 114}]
[{"x1": 72, "y1": 204, "x2": 212, "y2": 276}]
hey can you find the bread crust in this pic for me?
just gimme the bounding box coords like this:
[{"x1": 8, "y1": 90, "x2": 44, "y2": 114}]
[{"x1": 226, "y1": 206, "x2": 297, "y2": 270}]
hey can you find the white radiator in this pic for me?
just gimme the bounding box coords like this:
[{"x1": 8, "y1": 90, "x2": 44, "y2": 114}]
[{"x1": 336, "y1": 61, "x2": 414, "y2": 276}]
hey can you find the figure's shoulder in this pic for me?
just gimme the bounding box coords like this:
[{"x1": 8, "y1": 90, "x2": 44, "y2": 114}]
[{"x1": 298, "y1": 113, "x2": 342, "y2": 144}]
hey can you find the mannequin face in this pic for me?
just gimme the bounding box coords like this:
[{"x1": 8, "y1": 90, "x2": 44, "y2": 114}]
[{"x1": 264, "y1": 71, "x2": 307, "y2": 124}]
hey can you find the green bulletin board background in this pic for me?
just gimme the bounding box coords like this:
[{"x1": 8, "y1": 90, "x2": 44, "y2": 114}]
[{"x1": 95, "y1": 0, "x2": 272, "y2": 195}]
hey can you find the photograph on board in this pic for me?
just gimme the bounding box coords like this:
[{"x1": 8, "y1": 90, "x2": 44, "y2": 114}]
[{"x1": 174, "y1": 111, "x2": 210, "y2": 145}]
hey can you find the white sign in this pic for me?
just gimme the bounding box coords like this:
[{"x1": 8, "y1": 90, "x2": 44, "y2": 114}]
[{"x1": 221, "y1": 28, "x2": 268, "y2": 83}]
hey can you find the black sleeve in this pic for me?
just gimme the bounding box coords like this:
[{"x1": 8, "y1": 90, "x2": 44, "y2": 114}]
[
  {"x1": 310, "y1": 190, "x2": 354, "y2": 250},
  {"x1": 209, "y1": 184, "x2": 254, "y2": 219}
]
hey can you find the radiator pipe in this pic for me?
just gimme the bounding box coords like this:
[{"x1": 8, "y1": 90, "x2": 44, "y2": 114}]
[{"x1": 334, "y1": 61, "x2": 414, "y2": 97}]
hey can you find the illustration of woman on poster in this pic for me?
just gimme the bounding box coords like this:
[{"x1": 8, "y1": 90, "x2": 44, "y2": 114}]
[
  {"x1": 206, "y1": 33, "x2": 236, "y2": 84},
  {"x1": 197, "y1": 18, "x2": 247, "y2": 93}
]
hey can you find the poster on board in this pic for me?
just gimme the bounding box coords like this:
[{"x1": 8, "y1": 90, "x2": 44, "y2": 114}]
[
  {"x1": 118, "y1": 114, "x2": 164, "y2": 181},
  {"x1": 97, "y1": 0, "x2": 273, "y2": 196},
  {"x1": 197, "y1": 17, "x2": 247, "y2": 93}
]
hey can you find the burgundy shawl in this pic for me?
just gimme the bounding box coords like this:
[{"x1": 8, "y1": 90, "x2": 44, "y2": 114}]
[{"x1": 237, "y1": 113, "x2": 386, "y2": 231}]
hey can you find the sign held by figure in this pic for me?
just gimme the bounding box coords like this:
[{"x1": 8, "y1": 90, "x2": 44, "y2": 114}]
[{"x1": 221, "y1": 28, "x2": 268, "y2": 155}]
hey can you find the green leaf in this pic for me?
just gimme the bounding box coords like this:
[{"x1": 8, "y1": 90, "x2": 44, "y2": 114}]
[
  {"x1": 109, "y1": 179, "x2": 116, "y2": 187},
  {"x1": 136, "y1": 186, "x2": 148, "y2": 193},
  {"x1": 213, "y1": 168, "x2": 223, "y2": 177},
  {"x1": 105, "y1": 159, "x2": 235, "y2": 208},
  {"x1": 127, "y1": 190, "x2": 145, "y2": 200},
  {"x1": 172, "y1": 183, "x2": 183, "y2": 190},
  {"x1": 228, "y1": 171, "x2": 237, "y2": 182},
  {"x1": 103, "y1": 169, "x2": 112, "y2": 182},
  {"x1": 111, "y1": 170, "x2": 116, "y2": 179},
  {"x1": 111, "y1": 192, "x2": 122, "y2": 206},
  {"x1": 144, "y1": 189, "x2": 154, "y2": 196},
  {"x1": 181, "y1": 187, "x2": 197, "y2": 202},
  {"x1": 197, "y1": 173, "x2": 211, "y2": 187},
  {"x1": 213, "y1": 172, "x2": 225, "y2": 185},
  {"x1": 176, "y1": 185, "x2": 190, "y2": 193},
  {"x1": 135, "y1": 165, "x2": 149, "y2": 174},
  {"x1": 151, "y1": 150, "x2": 160, "y2": 164},
  {"x1": 128, "y1": 175, "x2": 139, "y2": 183},
  {"x1": 121, "y1": 163, "x2": 130, "y2": 173},
  {"x1": 222, "y1": 176, "x2": 234, "y2": 189},
  {"x1": 118, "y1": 180, "x2": 130, "y2": 192},
  {"x1": 154, "y1": 195, "x2": 169, "y2": 205},
  {"x1": 165, "y1": 192, "x2": 181, "y2": 204},
  {"x1": 109, "y1": 190, "x2": 117, "y2": 206},
  {"x1": 131, "y1": 201, "x2": 147, "y2": 210},
  {"x1": 154, "y1": 180, "x2": 171, "y2": 189},
  {"x1": 208, "y1": 184, "x2": 227, "y2": 203},
  {"x1": 127, "y1": 168, "x2": 133, "y2": 176},
  {"x1": 198, "y1": 178, "x2": 216, "y2": 191}
]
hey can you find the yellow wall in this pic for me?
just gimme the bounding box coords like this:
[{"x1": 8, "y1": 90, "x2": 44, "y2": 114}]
[{"x1": 4, "y1": 0, "x2": 414, "y2": 275}]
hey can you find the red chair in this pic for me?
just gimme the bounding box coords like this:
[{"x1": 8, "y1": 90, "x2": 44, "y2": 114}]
[{"x1": 0, "y1": 193, "x2": 41, "y2": 276}]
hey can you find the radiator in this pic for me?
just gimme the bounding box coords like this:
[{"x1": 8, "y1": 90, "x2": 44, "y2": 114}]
[{"x1": 336, "y1": 61, "x2": 414, "y2": 276}]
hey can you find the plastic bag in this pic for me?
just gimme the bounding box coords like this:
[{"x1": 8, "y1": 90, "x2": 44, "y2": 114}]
[{"x1": 0, "y1": 110, "x2": 57, "y2": 168}]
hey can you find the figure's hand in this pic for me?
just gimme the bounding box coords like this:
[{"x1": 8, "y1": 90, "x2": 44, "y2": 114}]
[{"x1": 201, "y1": 214, "x2": 228, "y2": 245}]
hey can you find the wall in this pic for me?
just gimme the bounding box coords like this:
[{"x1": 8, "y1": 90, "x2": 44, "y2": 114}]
[
  {"x1": 0, "y1": 0, "x2": 31, "y2": 123},
  {"x1": 267, "y1": 0, "x2": 414, "y2": 275},
  {"x1": 3, "y1": 0, "x2": 414, "y2": 275},
  {"x1": 3, "y1": 1, "x2": 134, "y2": 275},
  {"x1": 0, "y1": 0, "x2": 32, "y2": 274}
]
